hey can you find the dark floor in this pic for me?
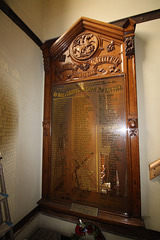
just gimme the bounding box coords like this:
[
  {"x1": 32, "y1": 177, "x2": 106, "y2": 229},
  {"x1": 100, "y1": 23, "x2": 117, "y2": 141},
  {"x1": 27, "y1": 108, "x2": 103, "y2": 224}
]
[{"x1": 30, "y1": 228, "x2": 70, "y2": 240}]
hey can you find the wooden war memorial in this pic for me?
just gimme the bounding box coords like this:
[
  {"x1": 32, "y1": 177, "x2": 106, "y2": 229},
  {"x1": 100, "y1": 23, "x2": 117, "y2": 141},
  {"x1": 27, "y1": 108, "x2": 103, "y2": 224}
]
[{"x1": 38, "y1": 17, "x2": 144, "y2": 231}]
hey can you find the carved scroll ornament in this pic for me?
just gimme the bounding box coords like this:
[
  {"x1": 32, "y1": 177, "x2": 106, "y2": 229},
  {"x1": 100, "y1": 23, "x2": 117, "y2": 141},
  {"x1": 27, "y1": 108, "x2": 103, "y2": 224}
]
[
  {"x1": 125, "y1": 36, "x2": 135, "y2": 56},
  {"x1": 55, "y1": 54, "x2": 121, "y2": 82},
  {"x1": 43, "y1": 57, "x2": 50, "y2": 72},
  {"x1": 41, "y1": 43, "x2": 51, "y2": 72},
  {"x1": 107, "y1": 41, "x2": 115, "y2": 52}
]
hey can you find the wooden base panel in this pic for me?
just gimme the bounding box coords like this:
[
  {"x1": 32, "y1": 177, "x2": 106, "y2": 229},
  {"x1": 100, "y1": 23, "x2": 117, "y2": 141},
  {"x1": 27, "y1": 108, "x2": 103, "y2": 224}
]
[{"x1": 37, "y1": 199, "x2": 148, "y2": 239}]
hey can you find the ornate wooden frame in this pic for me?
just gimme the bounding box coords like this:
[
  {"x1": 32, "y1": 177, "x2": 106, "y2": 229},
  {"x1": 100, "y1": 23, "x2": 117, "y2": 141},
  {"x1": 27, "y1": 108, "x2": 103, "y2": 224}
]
[{"x1": 38, "y1": 17, "x2": 144, "y2": 230}]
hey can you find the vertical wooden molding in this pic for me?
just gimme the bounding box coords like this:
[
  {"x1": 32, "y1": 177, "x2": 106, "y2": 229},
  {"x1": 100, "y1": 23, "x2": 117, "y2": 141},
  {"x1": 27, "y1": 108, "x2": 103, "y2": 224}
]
[
  {"x1": 41, "y1": 42, "x2": 52, "y2": 199},
  {"x1": 124, "y1": 19, "x2": 141, "y2": 218}
]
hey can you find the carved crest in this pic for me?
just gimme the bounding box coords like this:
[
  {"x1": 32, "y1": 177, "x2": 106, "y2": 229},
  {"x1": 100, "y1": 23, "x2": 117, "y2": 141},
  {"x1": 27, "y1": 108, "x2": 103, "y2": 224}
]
[{"x1": 70, "y1": 33, "x2": 99, "y2": 61}]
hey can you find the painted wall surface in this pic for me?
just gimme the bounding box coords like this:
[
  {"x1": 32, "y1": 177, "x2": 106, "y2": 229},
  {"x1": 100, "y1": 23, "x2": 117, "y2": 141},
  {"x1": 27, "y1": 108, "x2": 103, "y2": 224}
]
[
  {"x1": 5, "y1": 0, "x2": 45, "y2": 42},
  {"x1": 0, "y1": 10, "x2": 43, "y2": 224},
  {"x1": 135, "y1": 19, "x2": 160, "y2": 232},
  {"x1": 44, "y1": 0, "x2": 160, "y2": 40}
]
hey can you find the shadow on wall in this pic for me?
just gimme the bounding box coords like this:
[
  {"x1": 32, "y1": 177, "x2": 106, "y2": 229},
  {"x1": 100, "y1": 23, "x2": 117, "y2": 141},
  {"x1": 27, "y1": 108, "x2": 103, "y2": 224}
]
[{"x1": 0, "y1": 49, "x2": 19, "y2": 221}]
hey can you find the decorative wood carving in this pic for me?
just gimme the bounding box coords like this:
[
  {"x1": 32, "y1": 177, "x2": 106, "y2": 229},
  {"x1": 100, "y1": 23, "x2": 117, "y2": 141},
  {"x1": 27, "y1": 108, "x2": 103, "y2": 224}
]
[
  {"x1": 41, "y1": 43, "x2": 51, "y2": 72},
  {"x1": 70, "y1": 33, "x2": 99, "y2": 61},
  {"x1": 107, "y1": 41, "x2": 115, "y2": 52},
  {"x1": 128, "y1": 118, "x2": 138, "y2": 136},
  {"x1": 55, "y1": 54, "x2": 122, "y2": 82},
  {"x1": 44, "y1": 57, "x2": 50, "y2": 72},
  {"x1": 58, "y1": 54, "x2": 66, "y2": 62},
  {"x1": 125, "y1": 36, "x2": 135, "y2": 56},
  {"x1": 42, "y1": 121, "x2": 50, "y2": 136}
]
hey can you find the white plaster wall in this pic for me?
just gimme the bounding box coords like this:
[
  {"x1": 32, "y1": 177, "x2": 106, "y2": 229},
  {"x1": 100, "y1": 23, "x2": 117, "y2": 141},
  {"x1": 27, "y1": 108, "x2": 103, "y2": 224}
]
[
  {"x1": 5, "y1": 0, "x2": 45, "y2": 42},
  {"x1": 135, "y1": 19, "x2": 160, "y2": 232},
  {"x1": 0, "y1": 10, "x2": 44, "y2": 224},
  {"x1": 44, "y1": 0, "x2": 160, "y2": 40}
]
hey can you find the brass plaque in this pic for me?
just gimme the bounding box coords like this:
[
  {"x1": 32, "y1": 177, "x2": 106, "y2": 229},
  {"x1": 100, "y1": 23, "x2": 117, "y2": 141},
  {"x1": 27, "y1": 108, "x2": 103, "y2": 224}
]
[
  {"x1": 51, "y1": 76, "x2": 128, "y2": 213},
  {"x1": 71, "y1": 203, "x2": 98, "y2": 217},
  {"x1": 149, "y1": 158, "x2": 160, "y2": 180}
]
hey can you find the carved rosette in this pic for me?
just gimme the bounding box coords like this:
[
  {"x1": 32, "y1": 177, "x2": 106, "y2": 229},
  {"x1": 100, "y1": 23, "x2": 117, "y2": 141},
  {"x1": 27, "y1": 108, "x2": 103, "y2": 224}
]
[
  {"x1": 70, "y1": 32, "x2": 99, "y2": 61},
  {"x1": 43, "y1": 121, "x2": 50, "y2": 136},
  {"x1": 124, "y1": 36, "x2": 135, "y2": 56},
  {"x1": 128, "y1": 118, "x2": 138, "y2": 136}
]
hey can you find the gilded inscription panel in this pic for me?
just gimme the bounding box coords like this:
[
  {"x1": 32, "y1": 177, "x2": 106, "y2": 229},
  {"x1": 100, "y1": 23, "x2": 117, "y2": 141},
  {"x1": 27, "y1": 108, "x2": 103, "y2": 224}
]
[{"x1": 51, "y1": 75, "x2": 128, "y2": 213}]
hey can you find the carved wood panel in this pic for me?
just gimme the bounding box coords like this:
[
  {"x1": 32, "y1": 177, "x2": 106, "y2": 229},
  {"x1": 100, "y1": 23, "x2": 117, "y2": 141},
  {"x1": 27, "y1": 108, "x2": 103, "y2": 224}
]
[{"x1": 53, "y1": 32, "x2": 123, "y2": 83}]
